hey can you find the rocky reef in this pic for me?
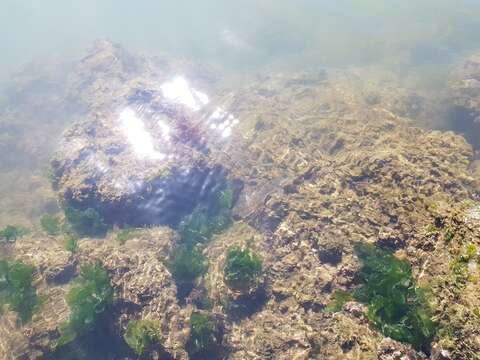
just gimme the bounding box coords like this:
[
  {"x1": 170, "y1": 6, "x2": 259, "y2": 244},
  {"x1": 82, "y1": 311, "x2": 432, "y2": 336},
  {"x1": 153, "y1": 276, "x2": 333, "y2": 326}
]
[
  {"x1": 50, "y1": 40, "x2": 231, "y2": 227},
  {"x1": 448, "y1": 52, "x2": 480, "y2": 147},
  {"x1": 1, "y1": 41, "x2": 480, "y2": 360}
]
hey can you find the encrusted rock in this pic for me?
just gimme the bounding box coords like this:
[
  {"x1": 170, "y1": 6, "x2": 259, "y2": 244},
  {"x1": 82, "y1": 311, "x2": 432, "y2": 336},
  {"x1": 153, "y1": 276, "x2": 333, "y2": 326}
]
[
  {"x1": 77, "y1": 227, "x2": 189, "y2": 359},
  {"x1": 51, "y1": 40, "x2": 232, "y2": 227},
  {"x1": 5, "y1": 42, "x2": 480, "y2": 360},
  {"x1": 448, "y1": 52, "x2": 480, "y2": 146},
  {"x1": 377, "y1": 338, "x2": 427, "y2": 360}
]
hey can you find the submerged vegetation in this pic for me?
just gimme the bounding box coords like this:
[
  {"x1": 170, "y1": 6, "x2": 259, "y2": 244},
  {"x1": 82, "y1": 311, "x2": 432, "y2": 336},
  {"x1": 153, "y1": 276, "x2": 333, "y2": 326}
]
[
  {"x1": 63, "y1": 206, "x2": 108, "y2": 238},
  {"x1": 168, "y1": 186, "x2": 237, "y2": 298},
  {"x1": 124, "y1": 319, "x2": 161, "y2": 355},
  {"x1": 450, "y1": 243, "x2": 479, "y2": 288},
  {"x1": 166, "y1": 246, "x2": 207, "y2": 286},
  {"x1": 179, "y1": 188, "x2": 234, "y2": 248},
  {"x1": 116, "y1": 228, "x2": 136, "y2": 245},
  {"x1": 64, "y1": 233, "x2": 78, "y2": 253},
  {"x1": 40, "y1": 214, "x2": 61, "y2": 235},
  {"x1": 324, "y1": 290, "x2": 354, "y2": 313},
  {"x1": 186, "y1": 312, "x2": 219, "y2": 358},
  {"x1": 58, "y1": 263, "x2": 113, "y2": 346},
  {"x1": 352, "y1": 243, "x2": 437, "y2": 351},
  {"x1": 0, "y1": 225, "x2": 29, "y2": 242},
  {"x1": 224, "y1": 244, "x2": 262, "y2": 291},
  {"x1": 0, "y1": 260, "x2": 38, "y2": 323}
]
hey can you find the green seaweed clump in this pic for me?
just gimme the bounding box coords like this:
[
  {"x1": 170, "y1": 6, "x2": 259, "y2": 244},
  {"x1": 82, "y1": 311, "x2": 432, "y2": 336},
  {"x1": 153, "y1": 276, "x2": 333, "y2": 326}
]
[
  {"x1": 166, "y1": 246, "x2": 207, "y2": 286},
  {"x1": 0, "y1": 260, "x2": 38, "y2": 323},
  {"x1": 178, "y1": 187, "x2": 235, "y2": 248},
  {"x1": 116, "y1": 228, "x2": 136, "y2": 245},
  {"x1": 179, "y1": 207, "x2": 232, "y2": 248},
  {"x1": 124, "y1": 319, "x2": 161, "y2": 355},
  {"x1": 64, "y1": 233, "x2": 78, "y2": 253},
  {"x1": 324, "y1": 290, "x2": 354, "y2": 313},
  {"x1": 217, "y1": 188, "x2": 234, "y2": 211},
  {"x1": 224, "y1": 245, "x2": 262, "y2": 291},
  {"x1": 450, "y1": 243, "x2": 479, "y2": 289},
  {"x1": 63, "y1": 206, "x2": 108, "y2": 238},
  {"x1": 0, "y1": 225, "x2": 29, "y2": 243},
  {"x1": 40, "y1": 214, "x2": 61, "y2": 235},
  {"x1": 58, "y1": 263, "x2": 113, "y2": 346},
  {"x1": 353, "y1": 243, "x2": 436, "y2": 351},
  {"x1": 186, "y1": 312, "x2": 219, "y2": 358}
]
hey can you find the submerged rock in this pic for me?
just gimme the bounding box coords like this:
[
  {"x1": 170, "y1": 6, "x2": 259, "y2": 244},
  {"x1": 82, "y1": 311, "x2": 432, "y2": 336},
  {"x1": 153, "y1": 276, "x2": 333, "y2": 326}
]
[
  {"x1": 448, "y1": 52, "x2": 480, "y2": 147},
  {"x1": 51, "y1": 41, "x2": 231, "y2": 227},
  {"x1": 6, "y1": 41, "x2": 480, "y2": 359}
]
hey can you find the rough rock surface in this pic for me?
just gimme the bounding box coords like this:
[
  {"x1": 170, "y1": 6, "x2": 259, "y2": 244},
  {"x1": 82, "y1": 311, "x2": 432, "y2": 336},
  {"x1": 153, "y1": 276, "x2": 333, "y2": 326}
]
[
  {"x1": 77, "y1": 227, "x2": 190, "y2": 359},
  {"x1": 448, "y1": 52, "x2": 480, "y2": 147},
  {"x1": 3, "y1": 42, "x2": 480, "y2": 360},
  {"x1": 0, "y1": 227, "x2": 192, "y2": 360},
  {"x1": 51, "y1": 40, "x2": 229, "y2": 227},
  {"x1": 0, "y1": 234, "x2": 72, "y2": 360},
  {"x1": 199, "y1": 71, "x2": 479, "y2": 359}
]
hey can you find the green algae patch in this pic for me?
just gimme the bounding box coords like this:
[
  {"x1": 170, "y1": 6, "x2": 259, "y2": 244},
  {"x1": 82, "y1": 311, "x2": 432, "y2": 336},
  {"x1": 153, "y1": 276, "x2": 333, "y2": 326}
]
[
  {"x1": 178, "y1": 186, "x2": 235, "y2": 248},
  {"x1": 224, "y1": 244, "x2": 262, "y2": 291},
  {"x1": 166, "y1": 246, "x2": 207, "y2": 286},
  {"x1": 324, "y1": 290, "x2": 354, "y2": 313},
  {"x1": 57, "y1": 263, "x2": 113, "y2": 347},
  {"x1": 168, "y1": 185, "x2": 238, "y2": 300},
  {"x1": 353, "y1": 243, "x2": 436, "y2": 351},
  {"x1": 40, "y1": 214, "x2": 61, "y2": 236},
  {"x1": 186, "y1": 312, "x2": 220, "y2": 359},
  {"x1": 63, "y1": 206, "x2": 109, "y2": 238},
  {"x1": 0, "y1": 225, "x2": 29, "y2": 243},
  {"x1": 178, "y1": 204, "x2": 232, "y2": 248},
  {"x1": 0, "y1": 260, "x2": 38, "y2": 323},
  {"x1": 115, "y1": 228, "x2": 137, "y2": 245},
  {"x1": 64, "y1": 233, "x2": 78, "y2": 253},
  {"x1": 124, "y1": 319, "x2": 161, "y2": 355},
  {"x1": 450, "y1": 243, "x2": 479, "y2": 286}
]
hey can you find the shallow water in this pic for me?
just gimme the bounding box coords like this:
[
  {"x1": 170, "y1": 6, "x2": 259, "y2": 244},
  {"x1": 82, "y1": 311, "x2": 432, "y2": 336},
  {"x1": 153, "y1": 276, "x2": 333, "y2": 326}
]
[{"x1": 2, "y1": 1, "x2": 480, "y2": 359}]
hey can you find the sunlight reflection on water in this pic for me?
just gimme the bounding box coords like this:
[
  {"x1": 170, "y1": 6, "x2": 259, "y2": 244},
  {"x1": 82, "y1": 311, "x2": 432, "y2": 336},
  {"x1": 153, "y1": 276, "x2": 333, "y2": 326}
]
[{"x1": 119, "y1": 107, "x2": 166, "y2": 160}]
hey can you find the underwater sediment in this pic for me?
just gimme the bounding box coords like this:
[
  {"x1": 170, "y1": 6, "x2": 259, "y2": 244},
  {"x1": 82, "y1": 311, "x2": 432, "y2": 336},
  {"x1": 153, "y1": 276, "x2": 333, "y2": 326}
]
[{"x1": 1, "y1": 41, "x2": 480, "y2": 360}]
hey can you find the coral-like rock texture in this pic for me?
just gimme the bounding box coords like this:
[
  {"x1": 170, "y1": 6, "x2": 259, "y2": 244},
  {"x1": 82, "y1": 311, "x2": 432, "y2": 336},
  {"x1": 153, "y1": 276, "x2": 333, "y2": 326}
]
[
  {"x1": 3, "y1": 42, "x2": 480, "y2": 360},
  {"x1": 51, "y1": 40, "x2": 229, "y2": 227}
]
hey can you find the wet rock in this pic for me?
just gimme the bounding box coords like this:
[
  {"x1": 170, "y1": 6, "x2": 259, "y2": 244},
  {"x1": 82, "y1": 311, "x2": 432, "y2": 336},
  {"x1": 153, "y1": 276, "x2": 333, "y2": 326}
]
[
  {"x1": 448, "y1": 53, "x2": 480, "y2": 147},
  {"x1": 0, "y1": 312, "x2": 31, "y2": 360},
  {"x1": 342, "y1": 301, "x2": 367, "y2": 321},
  {"x1": 52, "y1": 41, "x2": 232, "y2": 227},
  {"x1": 377, "y1": 338, "x2": 427, "y2": 360},
  {"x1": 202, "y1": 71, "x2": 477, "y2": 359},
  {"x1": 0, "y1": 235, "x2": 72, "y2": 359},
  {"x1": 430, "y1": 344, "x2": 452, "y2": 360},
  {"x1": 14, "y1": 234, "x2": 76, "y2": 285},
  {"x1": 77, "y1": 227, "x2": 189, "y2": 359},
  {"x1": 7, "y1": 43, "x2": 480, "y2": 360}
]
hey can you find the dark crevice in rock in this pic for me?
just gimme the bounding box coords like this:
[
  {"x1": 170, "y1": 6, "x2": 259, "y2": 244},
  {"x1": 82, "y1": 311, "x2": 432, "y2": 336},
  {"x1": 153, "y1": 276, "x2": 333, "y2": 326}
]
[{"x1": 446, "y1": 105, "x2": 480, "y2": 148}]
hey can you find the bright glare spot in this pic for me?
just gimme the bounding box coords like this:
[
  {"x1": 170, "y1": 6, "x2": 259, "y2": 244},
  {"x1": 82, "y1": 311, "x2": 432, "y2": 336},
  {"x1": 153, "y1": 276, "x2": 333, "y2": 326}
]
[
  {"x1": 161, "y1": 76, "x2": 209, "y2": 111},
  {"x1": 222, "y1": 127, "x2": 232, "y2": 138},
  {"x1": 119, "y1": 108, "x2": 165, "y2": 160},
  {"x1": 157, "y1": 119, "x2": 171, "y2": 140},
  {"x1": 206, "y1": 106, "x2": 238, "y2": 138}
]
